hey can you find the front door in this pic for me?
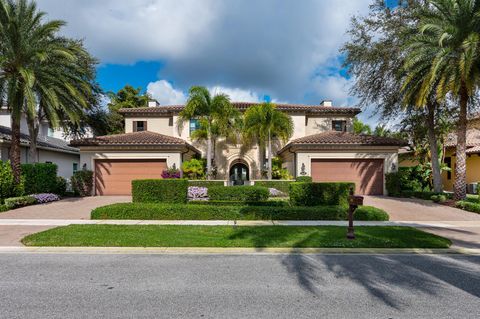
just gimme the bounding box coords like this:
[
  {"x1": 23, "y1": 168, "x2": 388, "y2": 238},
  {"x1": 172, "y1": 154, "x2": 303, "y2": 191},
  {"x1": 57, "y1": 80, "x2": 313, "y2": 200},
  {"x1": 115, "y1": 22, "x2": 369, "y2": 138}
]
[{"x1": 230, "y1": 163, "x2": 249, "y2": 186}]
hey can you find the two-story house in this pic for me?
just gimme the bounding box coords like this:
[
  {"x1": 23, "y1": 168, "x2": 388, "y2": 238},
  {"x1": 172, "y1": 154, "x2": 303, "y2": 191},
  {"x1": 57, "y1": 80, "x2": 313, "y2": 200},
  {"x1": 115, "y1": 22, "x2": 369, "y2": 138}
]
[{"x1": 71, "y1": 101, "x2": 404, "y2": 196}]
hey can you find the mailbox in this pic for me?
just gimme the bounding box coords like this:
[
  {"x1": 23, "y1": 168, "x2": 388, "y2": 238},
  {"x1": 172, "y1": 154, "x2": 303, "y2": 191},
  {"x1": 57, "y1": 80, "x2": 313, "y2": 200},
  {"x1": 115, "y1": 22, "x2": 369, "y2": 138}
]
[
  {"x1": 346, "y1": 194, "x2": 363, "y2": 240},
  {"x1": 348, "y1": 195, "x2": 364, "y2": 207}
]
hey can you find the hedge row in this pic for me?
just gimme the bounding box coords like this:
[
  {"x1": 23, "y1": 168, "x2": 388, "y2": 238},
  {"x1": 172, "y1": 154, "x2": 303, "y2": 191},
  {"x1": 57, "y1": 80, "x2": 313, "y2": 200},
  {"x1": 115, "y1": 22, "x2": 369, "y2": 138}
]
[
  {"x1": 21, "y1": 163, "x2": 59, "y2": 195},
  {"x1": 253, "y1": 180, "x2": 293, "y2": 194},
  {"x1": 289, "y1": 182, "x2": 354, "y2": 207},
  {"x1": 394, "y1": 191, "x2": 452, "y2": 201},
  {"x1": 132, "y1": 179, "x2": 188, "y2": 203},
  {"x1": 208, "y1": 186, "x2": 269, "y2": 201},
  {"x1": 188, "y1": 200, "x2": 290, "y2": 207},
  {"x1": 354, "y1": 206, "x2": 389, "y2": 221},
  {"x1": 4, "y1": 195, "x2": 36, "y2": 210},
  {"x1": 188, "y1": 180, "x2": 225, "y2": 187},
  {"x1": 91, "y1": 203, "x2": 348, "y2": 220}
]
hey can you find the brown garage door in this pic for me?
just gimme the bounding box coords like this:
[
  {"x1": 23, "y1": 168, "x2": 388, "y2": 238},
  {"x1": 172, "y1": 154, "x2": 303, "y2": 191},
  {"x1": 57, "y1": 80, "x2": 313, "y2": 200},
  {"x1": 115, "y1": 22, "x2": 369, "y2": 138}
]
[
  {"x1": 311, "y1": 159, "x2": 384, "y2": 195},
  {"x1": 95, "y1": 159, "x2": 167, "y2": 195}
]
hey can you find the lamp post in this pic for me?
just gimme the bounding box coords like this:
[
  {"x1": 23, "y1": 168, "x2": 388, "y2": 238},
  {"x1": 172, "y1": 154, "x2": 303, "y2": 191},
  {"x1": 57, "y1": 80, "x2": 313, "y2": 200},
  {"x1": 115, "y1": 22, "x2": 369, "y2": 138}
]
[{"x1": 347, "y1": 189, "x2": 364, "y2": 240}]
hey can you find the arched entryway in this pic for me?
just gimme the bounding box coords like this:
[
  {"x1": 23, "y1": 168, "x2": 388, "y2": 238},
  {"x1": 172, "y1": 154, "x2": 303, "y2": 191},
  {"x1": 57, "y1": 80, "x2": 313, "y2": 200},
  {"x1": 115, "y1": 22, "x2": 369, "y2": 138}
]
[{"x1": 229, "y1": 161, "x2": 249, "y2": 185}]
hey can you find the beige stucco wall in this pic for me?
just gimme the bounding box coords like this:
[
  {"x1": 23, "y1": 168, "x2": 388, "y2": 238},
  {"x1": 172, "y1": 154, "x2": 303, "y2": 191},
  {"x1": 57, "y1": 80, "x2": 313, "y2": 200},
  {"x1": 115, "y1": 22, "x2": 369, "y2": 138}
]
[
  {"x1": 305, "y1": 116, "x2": 353, "y2": 136},
  {"x1": 442, "y1": 149, "x2": 480, "y2": 191},
  {"x1": 79, "y1": 151, "x2": 183, "y2": 174},
  {"x1": 125, "y1": 117, "x2": 173, "y2": 135},
  {"x1": 292, "y1": 149, "x2": 398, "y2": 194}
]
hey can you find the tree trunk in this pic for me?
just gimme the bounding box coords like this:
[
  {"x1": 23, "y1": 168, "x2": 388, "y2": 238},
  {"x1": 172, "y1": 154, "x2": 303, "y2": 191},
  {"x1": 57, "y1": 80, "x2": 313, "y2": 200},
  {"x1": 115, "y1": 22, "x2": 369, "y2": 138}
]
[
  {"x1": 26, "y1": 115, "x2": 40, "y2": 163},
  {"x1": 267, "y1": 129, "x2": 272, "y2": 180},
  {"x1": 206, "y1": 129, "x2": 212, "y2": 180},
  {"x1": 453, "y1": 85, "x2": 468, "y2": 200},
  {"x1": 9, "y1": 112, "x2": 22, "y2": 184},
  {"x1": 426, "y1": 102, "x2": 443, "y2": 193}
]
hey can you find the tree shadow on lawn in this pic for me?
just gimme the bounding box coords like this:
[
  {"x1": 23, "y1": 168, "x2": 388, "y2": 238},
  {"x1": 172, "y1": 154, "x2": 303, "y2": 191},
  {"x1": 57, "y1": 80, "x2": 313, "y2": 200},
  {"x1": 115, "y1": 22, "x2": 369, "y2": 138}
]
[{"x1": 280, "y1": 254, "x2": 480, "y2": 310}]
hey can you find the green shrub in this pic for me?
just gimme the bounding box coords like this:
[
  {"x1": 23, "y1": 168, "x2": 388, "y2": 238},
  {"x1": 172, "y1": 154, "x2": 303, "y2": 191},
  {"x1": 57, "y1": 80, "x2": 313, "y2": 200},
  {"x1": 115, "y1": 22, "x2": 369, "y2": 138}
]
[
  {"x1": 0, "y1": 161, "x2": 23, "y2": 202},
  {"x1": 400, "y1": 191, "x2": 450, "y2": 200},
  {"x1": 254, "y1": 180, "x2": 293, "y2": 194},
  {"x1": 456, "y1": 200, "x2": 480, "y2": 214},
  {"x1": 182, "y1": 158, "x2": 205, "y2": 179},
  {"x1": 91, "y1": 202, "x2": 347, "y2": 220},
  {"x1": 0, "y1": 204, "x2": 8, "y2": 212},
  {"x1": 208, "y1": 186, "x2": 269, "y2": 201},
  {"x1": 71, "y1": 170, "x2": 94, "y2": 196},
  {"x1": 4, "y1": 195, "x2": 36, "y2": 210},
  {"x1": 187, "y1": 180, "x2": 224, "y2": 187},
  {"x1": 188, "y1": 200, "x2": 291, "y2": 207},
  {"x1": 289, "y1": 182, "x2": 354, "y2": 207},
  {"x1": 354, "y1": 206, "x2": 389, "y2": 221},
  {"x1": 21, "y1": 163, "x2": 58, "y2": 194},
  {"x1": 53, "y1": 176, "x2": 67, "y2": 196},
  {"x1": 430, "y1": 194, "x2": 447, "y2": 203},
  {"x1": 386, "y1": 166, "x2": 429, "y2": 196},
  {"x1": 296, "y1": 176, "x2": 312, "y2": 183},
  {"x1": 132, "y1": 179, "x2": 188, "y2": 203}
]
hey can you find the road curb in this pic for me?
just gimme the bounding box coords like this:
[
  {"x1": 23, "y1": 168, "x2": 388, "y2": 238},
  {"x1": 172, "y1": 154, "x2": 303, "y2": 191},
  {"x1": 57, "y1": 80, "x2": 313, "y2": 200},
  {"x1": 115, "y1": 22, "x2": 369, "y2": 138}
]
[{"x1": 0, "y1": 246, "x2": 479, "y2": 255}]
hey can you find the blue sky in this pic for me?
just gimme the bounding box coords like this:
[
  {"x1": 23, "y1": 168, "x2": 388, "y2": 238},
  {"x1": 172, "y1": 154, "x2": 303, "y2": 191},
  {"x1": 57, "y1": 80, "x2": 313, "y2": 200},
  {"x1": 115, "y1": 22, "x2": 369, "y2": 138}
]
[{"x1": 38, "y1": 0, "x2": 380, "y2": 123}]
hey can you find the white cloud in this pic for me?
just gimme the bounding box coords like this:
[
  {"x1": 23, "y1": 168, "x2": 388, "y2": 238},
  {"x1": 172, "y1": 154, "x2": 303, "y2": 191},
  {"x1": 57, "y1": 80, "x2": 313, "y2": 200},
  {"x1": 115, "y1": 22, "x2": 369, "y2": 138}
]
[
  {"x1": 208, "y1": 86, "x2": 263, "y2": 103},
  {"x1": 147, "y1": 80, "x2": 186, "y2": 105}
]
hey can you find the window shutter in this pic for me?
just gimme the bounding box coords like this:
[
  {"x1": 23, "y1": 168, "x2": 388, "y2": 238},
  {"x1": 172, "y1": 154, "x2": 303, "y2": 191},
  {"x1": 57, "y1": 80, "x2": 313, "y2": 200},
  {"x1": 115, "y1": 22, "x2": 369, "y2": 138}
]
[
  {"x1": 133, "y1": 121, "x2": 137, "y2": 132},
  {"x1": 144, "y1": 121, "x2": 148, "y2": 131}
]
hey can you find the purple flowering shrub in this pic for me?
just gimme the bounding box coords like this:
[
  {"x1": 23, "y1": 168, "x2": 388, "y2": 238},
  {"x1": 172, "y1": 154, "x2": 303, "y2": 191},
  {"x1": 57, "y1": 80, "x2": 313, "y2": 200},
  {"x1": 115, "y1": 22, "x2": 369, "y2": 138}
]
[
  {"x1": 32, "y1": 193, "x2": 60, "y2": 204},
  {"x1": 161, "y1": 168, "x2": 181, "y2": 179},
  {"x1": 188, "y1": 186, "x2": 208, "y2": 200}
]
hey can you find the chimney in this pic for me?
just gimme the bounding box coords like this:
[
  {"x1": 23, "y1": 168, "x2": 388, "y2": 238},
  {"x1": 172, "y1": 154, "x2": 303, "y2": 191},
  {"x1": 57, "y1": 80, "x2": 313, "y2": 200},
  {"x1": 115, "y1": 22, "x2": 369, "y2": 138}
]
[
  {"x1": 148, "y1": 100, "x2": 160, "y2": 107},
  {"x1": 320, "y1": 100, "x2": 332, "y2": 107}
]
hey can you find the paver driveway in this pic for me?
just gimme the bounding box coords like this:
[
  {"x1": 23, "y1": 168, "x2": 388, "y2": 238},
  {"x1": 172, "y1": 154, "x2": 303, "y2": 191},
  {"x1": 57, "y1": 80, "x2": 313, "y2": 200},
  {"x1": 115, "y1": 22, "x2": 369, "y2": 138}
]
[
  {"x1": 0, "y1": 196, "x2": 131, "y2": 220},
  {"x1": 364, "y1": 196, "x2": 480, "y2": 249}
]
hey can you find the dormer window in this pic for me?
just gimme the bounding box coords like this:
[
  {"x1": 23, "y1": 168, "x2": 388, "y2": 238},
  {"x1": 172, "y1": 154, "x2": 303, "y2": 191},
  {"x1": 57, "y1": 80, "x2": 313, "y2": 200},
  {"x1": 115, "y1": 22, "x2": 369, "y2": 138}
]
[
  {"x1": 133, "y1": 121, "x2": 147, "y2": 132},
  {"x1": 332, "y1": 120, "x2": 347, "y2": 132}
]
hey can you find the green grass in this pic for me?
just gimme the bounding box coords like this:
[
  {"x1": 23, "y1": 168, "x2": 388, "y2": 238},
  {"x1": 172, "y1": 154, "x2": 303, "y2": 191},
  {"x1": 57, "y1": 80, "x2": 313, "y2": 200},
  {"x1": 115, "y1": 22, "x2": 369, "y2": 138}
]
[{"x1": 21, "y1": 225, "x2": 451, "y2": 248}]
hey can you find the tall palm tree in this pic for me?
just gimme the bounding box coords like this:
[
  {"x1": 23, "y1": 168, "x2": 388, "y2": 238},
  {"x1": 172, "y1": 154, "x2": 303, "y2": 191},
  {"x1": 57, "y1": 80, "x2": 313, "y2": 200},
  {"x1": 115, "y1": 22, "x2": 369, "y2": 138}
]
[
  {"x1": 26, "y1": 38, "x2": 97, "y2": 162},
  {"x1": 0, "y1": 0, "x2": 68, "y2": 182},
  {"x1": 243, "y1": 102, "x2": 293, "y2": 180},
  {"x1": 402, "y1": 0, "x2": 480, "y2": 199},
  {"x1": 178, "y1": 86, "x2": 239, "y2": 179}
]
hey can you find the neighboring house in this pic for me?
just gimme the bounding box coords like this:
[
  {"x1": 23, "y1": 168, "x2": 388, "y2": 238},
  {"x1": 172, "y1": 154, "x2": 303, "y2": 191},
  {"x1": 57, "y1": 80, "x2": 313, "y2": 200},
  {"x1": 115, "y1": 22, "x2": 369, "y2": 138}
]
[
  {"x1": 0, "y1": 108, "x2": 81, "y2": 179},
  {"x1": 71, "y1": 100, "x2": 404, "y2": 196}
]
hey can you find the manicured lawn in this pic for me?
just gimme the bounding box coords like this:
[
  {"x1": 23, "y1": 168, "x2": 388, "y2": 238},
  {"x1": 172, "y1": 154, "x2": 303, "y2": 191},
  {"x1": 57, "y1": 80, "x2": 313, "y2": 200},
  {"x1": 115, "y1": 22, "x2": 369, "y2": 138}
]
[{"x1": 21, "y1": 225, "x2": 451, "y2": 248}]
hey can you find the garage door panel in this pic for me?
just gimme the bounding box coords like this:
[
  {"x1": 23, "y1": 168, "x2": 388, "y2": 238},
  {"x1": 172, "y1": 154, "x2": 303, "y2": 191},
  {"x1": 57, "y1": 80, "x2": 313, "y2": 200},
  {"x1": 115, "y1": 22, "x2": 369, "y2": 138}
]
[
  {"x1": 95, "y1": 159, "x2": 167, "y2": 195},
  {"x1": 311, "y1": 159, "x2": 384, "y2": 195}
]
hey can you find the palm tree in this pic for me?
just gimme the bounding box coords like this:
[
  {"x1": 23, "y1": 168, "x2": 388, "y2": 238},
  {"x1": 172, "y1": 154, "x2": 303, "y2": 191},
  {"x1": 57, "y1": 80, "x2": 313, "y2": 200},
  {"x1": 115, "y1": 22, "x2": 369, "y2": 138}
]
[
  {"x1": 0, "y1": 0, "x2": 68, "y2": 182},
  {"x1": 178, "y1": 86, "x2": 239, "y2": 179},
  {"x1": 25, "y1": 38, "x2": 97, "y2": 162},
  {"x1": 402, "y1": 0, "x2": 480, "y2": 199},
  {"x1": 243, "y1": 102, "x2": 293, "y2": 180}
]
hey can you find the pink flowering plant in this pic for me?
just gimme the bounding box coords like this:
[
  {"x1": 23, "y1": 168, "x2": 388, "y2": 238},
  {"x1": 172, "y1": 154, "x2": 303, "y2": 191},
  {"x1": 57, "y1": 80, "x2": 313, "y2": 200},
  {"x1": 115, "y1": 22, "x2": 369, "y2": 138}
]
[
  {"x1": 32, "y1": 193, "x2": 60, "y2": 204},
  {"x1": 161, "y1": 167, "x2": 181, "y2": 179},
  {"x1": 188, "y1": 186, "x2": 208, "y2": 200}
]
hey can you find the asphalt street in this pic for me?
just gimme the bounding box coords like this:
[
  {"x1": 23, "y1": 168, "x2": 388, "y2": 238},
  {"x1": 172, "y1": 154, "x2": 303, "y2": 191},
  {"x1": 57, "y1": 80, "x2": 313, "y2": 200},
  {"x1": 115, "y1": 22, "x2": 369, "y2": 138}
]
[{"x1": 0, "y1": 253, "x2": 479, "y2": 318}]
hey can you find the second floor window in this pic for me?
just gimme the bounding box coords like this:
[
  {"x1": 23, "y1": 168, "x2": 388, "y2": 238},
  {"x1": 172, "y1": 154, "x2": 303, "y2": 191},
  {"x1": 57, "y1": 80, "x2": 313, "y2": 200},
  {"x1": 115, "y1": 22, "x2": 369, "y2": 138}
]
[
  {"x1": 189, "y1": 119, "x2": 200, "y2": 136},
  {"x1": 332, "y1": 120, "x2": 347, "y2": 132},
  {"x1": 133, "y1": 121, "x2": 147, "y2": 132}
]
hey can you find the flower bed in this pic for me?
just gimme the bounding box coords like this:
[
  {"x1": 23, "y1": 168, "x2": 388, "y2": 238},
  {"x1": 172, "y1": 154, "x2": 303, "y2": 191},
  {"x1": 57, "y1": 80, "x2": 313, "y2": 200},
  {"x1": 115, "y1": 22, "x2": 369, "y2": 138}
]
[{"x1": 32, "y1": 193, "x2": 60, "y2": 204}]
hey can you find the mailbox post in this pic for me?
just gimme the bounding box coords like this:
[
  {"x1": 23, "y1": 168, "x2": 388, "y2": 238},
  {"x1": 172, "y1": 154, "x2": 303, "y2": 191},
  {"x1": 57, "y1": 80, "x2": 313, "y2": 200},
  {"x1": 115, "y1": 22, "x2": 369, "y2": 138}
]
[{"x1": 347, "y1": 189, "x2": 364, "y2": 240}]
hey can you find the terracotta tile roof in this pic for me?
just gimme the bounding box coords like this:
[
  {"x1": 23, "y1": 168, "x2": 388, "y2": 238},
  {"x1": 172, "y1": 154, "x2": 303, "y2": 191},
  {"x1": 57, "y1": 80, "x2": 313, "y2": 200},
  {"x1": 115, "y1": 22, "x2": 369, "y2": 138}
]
[
  {"x1": 444, "y1": 128, "x2": 480, "y2": 148},
  {"x1": 70, "y1": 131, "x2": 191, "y2": 147},
  {"x1": 279, "y1": 131, "x2": 405, "y2": 153},
  {"x1": 0, "y1": 125, "x2": 79, "y2": 154},
  {"x1": 119, "y1": 102, "x2": 361, "y2": 115}
]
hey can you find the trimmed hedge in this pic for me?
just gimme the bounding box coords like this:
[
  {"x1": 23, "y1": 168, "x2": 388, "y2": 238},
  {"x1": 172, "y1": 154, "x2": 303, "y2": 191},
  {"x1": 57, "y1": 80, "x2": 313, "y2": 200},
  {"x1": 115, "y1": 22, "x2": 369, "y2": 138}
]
[
  {"x1": 431, "y1": 194, "x2": 447, "y2": 203},
  {"x1": 254, "y1": 180, "x2": 293, "y2": 195},
  {"x1": 71, "y1": 170, "x2": 94, "y2": 196},
  {"x1": 91, "y1": 202, "x2": 347, "y2": 220},
  {"x1": 296, "y1": 176, "x2": 312, "y2": 183},
  {"x1": 397, "y1": 191, "x2": 451, "y2": 201},
  {"x1": 188, "y1": 200, "x2": 291, "y2": 207},
  {"x1": 208, "y1": 186, "x2": 269, "y2": 201},
  {"x1": 188, "y1": 180, "x2": 224, "y2": 188},
  {"x1": 132, "y1": 179, "x2": 188, "y2": 203},
  {"x1": 0, "y1": 161, "x2": 23, "y2": 202},
  {"x1": 354, "y1": 206, "x2": 389, "y2": 221},
  {"x1": 289, "y1": 182, "x2": 354, "y2": 207},
  {"x1": 456, "y1": 200, "x2": 480, "y2": 214},
  {"x1": 4, "y1": 195, "x2": 36, "y2": 210},
  {"x1": 21, "y1": 163, "x2": 58, "y2": 194}
]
